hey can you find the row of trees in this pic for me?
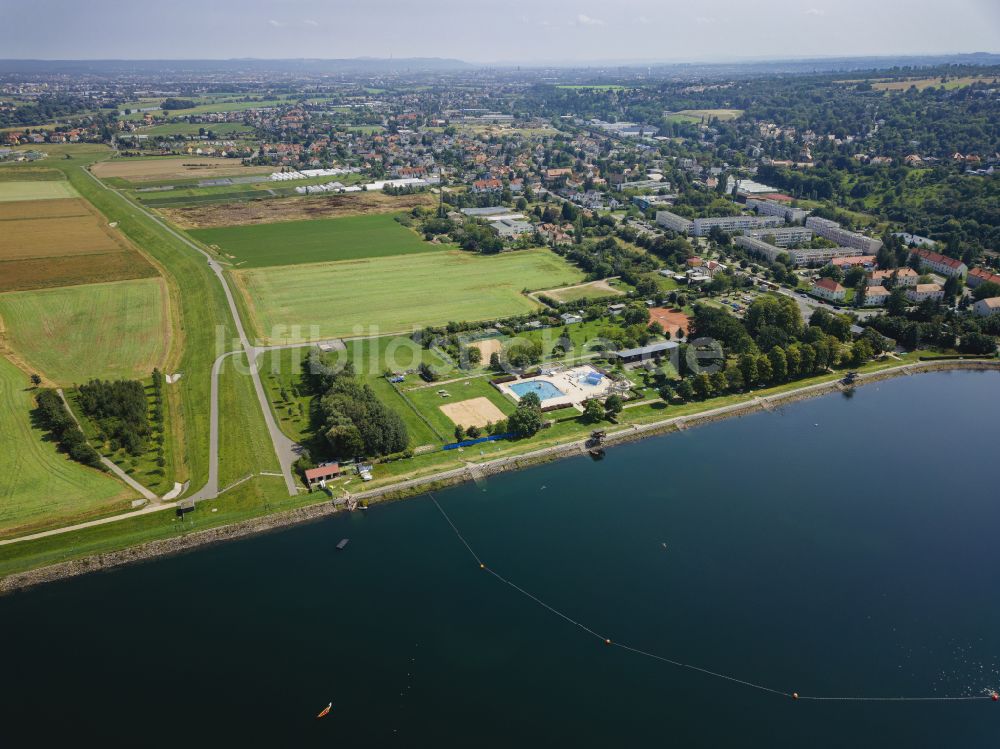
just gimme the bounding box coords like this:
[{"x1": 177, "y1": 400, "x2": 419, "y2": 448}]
[{"x1": 33, "y1": 389, "x2": 103, "y2": 470}]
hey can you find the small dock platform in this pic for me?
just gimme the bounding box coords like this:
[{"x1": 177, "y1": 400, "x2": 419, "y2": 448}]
[{"x1": 336, "y1": 538, "x2": 350, "y2": 550}]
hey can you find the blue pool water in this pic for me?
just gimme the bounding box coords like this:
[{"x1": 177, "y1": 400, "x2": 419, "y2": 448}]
[{"x1": 510, "y1": 379, "x2": 565, "y2": 401}]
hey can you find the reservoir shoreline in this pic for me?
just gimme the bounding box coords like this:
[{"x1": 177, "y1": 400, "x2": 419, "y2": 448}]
[{"x1": 3, "y1": 358, "x2": 997, "y2": 595}]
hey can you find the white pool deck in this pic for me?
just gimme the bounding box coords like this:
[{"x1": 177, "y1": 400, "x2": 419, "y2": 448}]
[{"x1": 499, "y1": 364, "x2": 614, "y2": 408}]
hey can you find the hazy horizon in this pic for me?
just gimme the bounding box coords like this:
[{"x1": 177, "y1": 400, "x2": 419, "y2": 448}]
[{"x1": 3, "y1": 0, "x2": 998, "y2": 63}]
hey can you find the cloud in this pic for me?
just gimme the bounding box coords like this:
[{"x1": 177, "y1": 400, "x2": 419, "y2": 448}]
[
  {"x1": 267, "y1": 19, "x2": 287, "y2": 27},
  {"x1": 695, "y1": 16, "x2": 716, "y2": 25},
  {"x1": 303, "y1": 18, "x2": 319, "y2": 27},
  {"x1": 575, "y1": 14, "x2": 605, "y2": 27},
  {"x1": 804, "y1": 8, "x2": 825, "y2": 16}
]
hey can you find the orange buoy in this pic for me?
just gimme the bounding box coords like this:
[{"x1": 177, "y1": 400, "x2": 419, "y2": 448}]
[
  {"x1": 992, "y1": 692, "x2": 998, "y2": 702},
  {"x1": 479, "y1": 563, "x2": 485, "y2": 569},
  {"x1": 792, "y1": 693, "x2": 799, "y2": 700},
  {"x1": 605, "y1": 639, "x2": 612, "y2": 646}
]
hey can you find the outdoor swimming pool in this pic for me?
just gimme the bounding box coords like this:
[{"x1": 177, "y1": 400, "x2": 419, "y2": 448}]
[{"x1": 509, "y1": 379, "x2": 565, "y2": 401}]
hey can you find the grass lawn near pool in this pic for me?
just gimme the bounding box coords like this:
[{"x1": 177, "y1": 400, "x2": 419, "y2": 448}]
[
  {"x1": 0, "y1": 355, "x2": 134, "y2": 539},
  {"x1": 0, "y1": 180, "x2": 79, "y2": 202},
  {"x1": 233, "y1": 249, "x2": 584, "y2": 344},
  {"x1": 189, "y1": 213, "x2": 433, "y2": 267},
  {"x1": 403, "y1": 376, "x2": 515, "y2": 440},
  {"x1": 0, "y1": 277, "x2": 171, "y2": 385}
]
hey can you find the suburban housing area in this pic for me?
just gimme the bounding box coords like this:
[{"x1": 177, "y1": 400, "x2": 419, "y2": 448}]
[{"x1": 0, "y1": 55, "x2": 998, "y2": 583}]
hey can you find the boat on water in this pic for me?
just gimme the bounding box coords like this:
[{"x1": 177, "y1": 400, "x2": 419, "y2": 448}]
[
  {"x1": 336, "y1": 538, "x2": 350, "y2": 550},
  {"x1": 316, "y1": 702, "x2": 332, "y2": 719}
]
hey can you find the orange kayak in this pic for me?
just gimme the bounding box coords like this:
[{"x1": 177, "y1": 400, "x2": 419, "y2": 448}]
[{"x1": 316, "y1": 702, "x2": 332, "y2": 719}]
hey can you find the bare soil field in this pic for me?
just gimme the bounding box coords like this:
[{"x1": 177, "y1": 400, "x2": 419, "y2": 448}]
[
  {"x1": 439, "y1": 397, "x2": 507, "y2": 429},
  {"x1": 91, "y1": 157, "x2": 273, "y2": 183},
  {"x1": 0, "y1": 219, "x2": 120, "y2": 261},
  {"x1": 159, "y1": 190, "x2": 436, "y2": 229},
  {"x1": 0, "y1": 199, "x2": 123, "y2": 262},
  {"x1": 648, "y1": 307, "x2": 690, "y2": 338},
  {"x1": 0, "y1": 197, "x2": 89, "y2": 221},
  {"x1": 470, "y1": 338, "x2": 502, "y2": 360},
  {"x1": 0, "y1": 198, "x2": 157, "y2": 291},
  {"x1": 0, "y1": 253, "x2": 158, "y2": 293}
]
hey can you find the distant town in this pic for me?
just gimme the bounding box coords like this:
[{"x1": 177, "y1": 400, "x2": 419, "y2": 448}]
[{"x1": 0, "y1": 54, "x2": 998, "y2": 582}]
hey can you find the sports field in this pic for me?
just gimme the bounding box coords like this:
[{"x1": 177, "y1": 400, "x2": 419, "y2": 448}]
[
  {"x1": 91, "y1": 157, "x2": 273, "y2": 183},
  {"x1": 404, "y1": 377, "x2": 514, "y2": 439},
  {"x1": 190, "y1": 213, "x2": 433, "y2": 267},
  {"x1": 233, "y1": 249, "x2": 584, "y2": 344},
  {"x1": 0, "y1": 356, "x2": 132, "y2": 538},
  {"x1": 0, "y1": 277, "x2": 170, "y2": 384},
  {"x1": 0, "y1": 180, "x2": 79, "y2": 202}
]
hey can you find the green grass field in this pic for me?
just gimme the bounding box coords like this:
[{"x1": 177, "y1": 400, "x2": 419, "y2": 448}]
[
  {"x1": 0, "y1": 180, "x2": 79, "y2": 202},
  {"x1": 259, "y1": 340, "x2": 459, "y2": 447},
  {"x1": 218, "y1": 354, "x2": 280, "y2": 487},
  {"x1": 404, "y1": 376, "x2": 515, "y2": 439},
  {"x1": 0, "y1": 356, "x2": 133, "y2": 538},
  {"x1": 665, "y1": 109, "x2": 744, "y2": 123},
  {"x1": 1, "y1": 143, "x2": 241, "y2": 495},
  {"x1": 0, "y1": 277, "x2": 170, "y2": 385},
  {"x1": 234, "y1": 249, "x2": 584, "y2": 344},
  {"x1": 190, "y1": 213, "x2": 433, "y2": 267}
]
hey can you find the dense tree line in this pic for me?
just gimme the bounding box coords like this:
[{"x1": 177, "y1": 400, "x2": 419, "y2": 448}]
[
  {"x1": 33, "y1": 389, "x2": 103, "y2": 470},
  {"x1": 306, "y1": 350, "x2": 408, "y2": 458},
  {"x1": 0, "y1": 94, "x2": 95, "y2": 128},
  {"x1": 160, "y1": 98, "x2": 198, "y2": 110},
  {"x1": 667, "y1": 294, "x2": 884, "y2": 402},
  {"x1": 77, "y1": 379, "x2": 151, "y2": 456}
]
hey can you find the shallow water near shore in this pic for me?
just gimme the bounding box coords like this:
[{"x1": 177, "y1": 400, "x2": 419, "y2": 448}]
[{"x1": 2, "y1": 370, "x2": 999, "y2": 747}]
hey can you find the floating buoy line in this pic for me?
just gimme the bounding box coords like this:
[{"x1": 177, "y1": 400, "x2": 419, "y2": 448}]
[{"x1": 429, "y1": 494, "x2": 998, "y2": 704}]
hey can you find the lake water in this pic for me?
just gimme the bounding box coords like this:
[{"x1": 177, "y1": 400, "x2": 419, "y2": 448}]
[{"x1": 2, "y1": 370, "x2": 999, "y2": 747}]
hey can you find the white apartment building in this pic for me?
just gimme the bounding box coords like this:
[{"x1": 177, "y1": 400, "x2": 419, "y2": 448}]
[
  {"x1": 655, "y1": 210, "x2": 694, "y2": 233},
  {"x1": 805, "y1": 216, "x2": 883, "y2": 255},
  {"x1": 912, "y1": 248, "x2": 968, "y2": 278},
  {"x1": 746, "y1": 198, "x2": 809, "y2": 223},
  {"x1": 744, "y1": 226, "x2": 813, "y2": 247},
  {"x1": 905, "y1": 283, "x2": 944, "y2": 303},
  {"x1": 691, "y1": 214, "x2": 783, "y2": 237},
  {"x1": 973, "y1": 297, "x2": 1000, "y2": 317},
  {"x1": 812, "y1": 277, "x2": 847, "y2": 301},
  {"x1": 863, "y1": 285, "x2": 890, "y2": 306}
]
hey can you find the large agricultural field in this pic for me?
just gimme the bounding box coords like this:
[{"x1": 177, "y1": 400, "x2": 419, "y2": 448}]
[
  {"x1": 0, "y1": 278, "x2": 171, "y2": 384},
  {"x1": 0, "y1": 355, "x2": 133, "y2": 539},
  {"x1": 233, "y1": 249, "x2": 585, "y2": 344},
  {"x1": 0, "y1": 186, "x2": 158, "y2": 292},
  {"x1": 91, "y1": 157, "x2": 274, "y2": 183},
  {"x1": 190, "y1": 213, "x2": 435, "y2": 267},
  {"x1": 0, "y1": 180, "x2": 79, "y2": 202},
  {"x1": 159, "y1": 190, "x2": 435, "y2": 229}
]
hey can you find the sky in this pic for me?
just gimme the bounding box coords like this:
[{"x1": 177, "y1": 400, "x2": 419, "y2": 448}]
[{"x1": 2, "y1": 0, "x2": 998, "y2": 63}]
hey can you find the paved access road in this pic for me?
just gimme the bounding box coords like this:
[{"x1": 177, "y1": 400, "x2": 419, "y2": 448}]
[{"x1": 83, "y1": 167, "x2": 299, "y2": 500}]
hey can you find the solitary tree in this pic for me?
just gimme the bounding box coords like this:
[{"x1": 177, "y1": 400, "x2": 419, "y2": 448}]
[
  {"x1": 583, "y1": 399, "x2": 604, "y2": 423},
  {"x1": 30, "y1": 373, "x2": 42, "y2": 387},
  {"x1": 604, "y1": 394, "x2": 623, "y2": 419}
]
